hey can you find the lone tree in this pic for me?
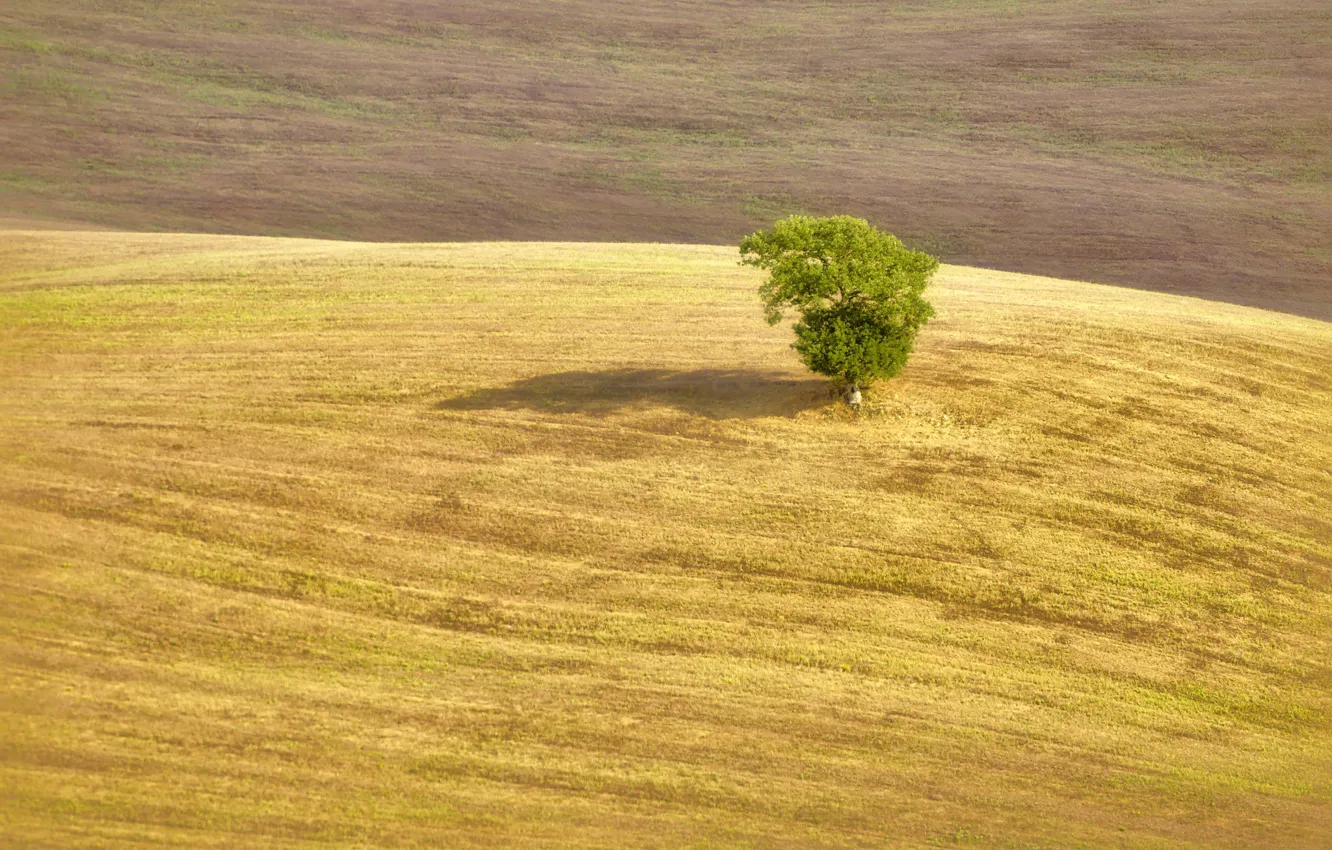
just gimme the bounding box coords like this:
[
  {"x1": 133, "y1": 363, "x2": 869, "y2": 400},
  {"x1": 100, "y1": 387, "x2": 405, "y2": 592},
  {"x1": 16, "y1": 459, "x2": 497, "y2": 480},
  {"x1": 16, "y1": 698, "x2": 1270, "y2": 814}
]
[{"x1": 741, "y1": 215, "x2": 938, "y2": 404}]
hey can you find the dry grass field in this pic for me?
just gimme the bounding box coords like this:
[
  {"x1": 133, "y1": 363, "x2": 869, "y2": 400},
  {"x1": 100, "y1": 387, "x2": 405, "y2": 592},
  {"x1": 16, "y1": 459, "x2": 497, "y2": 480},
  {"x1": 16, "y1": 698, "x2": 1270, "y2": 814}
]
[
  {"x1": 1, "y1": 0, "x2": 1329, "y2": 317},
  {"x1": 1, "y1": 230, "x2": 1330, "y2": 847}
]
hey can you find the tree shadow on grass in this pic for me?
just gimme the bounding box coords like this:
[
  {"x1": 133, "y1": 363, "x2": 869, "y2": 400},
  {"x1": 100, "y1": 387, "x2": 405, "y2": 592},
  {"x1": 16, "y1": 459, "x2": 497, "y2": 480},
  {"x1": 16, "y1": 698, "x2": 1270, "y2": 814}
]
[{"x1": 436, "y1": 368, "x2": 830, "y2": 420}]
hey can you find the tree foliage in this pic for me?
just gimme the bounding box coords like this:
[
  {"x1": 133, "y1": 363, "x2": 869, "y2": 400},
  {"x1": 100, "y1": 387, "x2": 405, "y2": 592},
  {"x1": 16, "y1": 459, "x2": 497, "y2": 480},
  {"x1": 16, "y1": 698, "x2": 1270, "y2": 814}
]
[{"x1": 740, "y1": 215, "x2": 938, "y2": 389}]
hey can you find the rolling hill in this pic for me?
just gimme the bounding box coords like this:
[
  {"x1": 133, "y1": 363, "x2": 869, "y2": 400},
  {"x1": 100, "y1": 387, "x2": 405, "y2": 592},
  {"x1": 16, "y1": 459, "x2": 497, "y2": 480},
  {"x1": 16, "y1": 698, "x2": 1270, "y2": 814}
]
[
  {"x1": 1, "y1": 230, "x2": 1330, "y2": 847},
  {"x1": 2, "y1": 0, "x2": 1329, "y2": 317}
]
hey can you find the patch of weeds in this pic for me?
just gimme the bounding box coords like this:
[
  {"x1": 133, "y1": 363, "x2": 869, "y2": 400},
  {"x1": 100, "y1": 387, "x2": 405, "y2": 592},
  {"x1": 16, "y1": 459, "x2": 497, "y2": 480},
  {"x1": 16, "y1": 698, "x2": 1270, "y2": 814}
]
[
  {"x1": 1168, "y1": 681, "x2": 1321, "y2": 732},
  {"x1": 926, "y1": 827, "x2": 989, "y2": 846},
  {"x1": 0, "y1": 170, "x2": 53, "y2": 193},
  {"x1": 280, "y1": 569, "x2": 328, "y2": 599},
  {"x1": 741, "y1": 193, "x2": 811, "y2": 222},
  {"x1": 0, "y1": 32, "x2": 54, "y2": 55},
  {"x1": 2, "y1": 70, "x2": 104, "y2": 103},
  {"x1": 422, "y1": 597, "x2": 510, "y2": 634},
  {"x1": 294, "y1": 25, "x2": 352, "y2": 43}
]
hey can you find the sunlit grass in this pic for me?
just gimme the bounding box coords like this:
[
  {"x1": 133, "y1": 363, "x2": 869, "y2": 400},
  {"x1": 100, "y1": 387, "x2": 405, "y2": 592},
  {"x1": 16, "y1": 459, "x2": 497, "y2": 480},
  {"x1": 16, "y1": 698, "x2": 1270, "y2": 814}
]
[{"x1": 1, "y1": 231, "x2": 1329, "y2": 848}]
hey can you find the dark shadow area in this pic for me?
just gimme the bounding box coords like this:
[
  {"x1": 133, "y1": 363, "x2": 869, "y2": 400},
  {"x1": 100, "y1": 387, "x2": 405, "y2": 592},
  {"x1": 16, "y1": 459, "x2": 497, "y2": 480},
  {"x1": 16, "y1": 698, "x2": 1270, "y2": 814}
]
[{"x1": 436, "y1": 369, "x2": 830, "y2": 420}]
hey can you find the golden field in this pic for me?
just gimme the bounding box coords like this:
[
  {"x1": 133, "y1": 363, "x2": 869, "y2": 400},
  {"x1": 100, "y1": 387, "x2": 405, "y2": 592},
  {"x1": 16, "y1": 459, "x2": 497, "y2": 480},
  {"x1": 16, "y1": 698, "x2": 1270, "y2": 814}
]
[{"x1": 1, "y1": 231, "x2": 1329, "y2": 848}]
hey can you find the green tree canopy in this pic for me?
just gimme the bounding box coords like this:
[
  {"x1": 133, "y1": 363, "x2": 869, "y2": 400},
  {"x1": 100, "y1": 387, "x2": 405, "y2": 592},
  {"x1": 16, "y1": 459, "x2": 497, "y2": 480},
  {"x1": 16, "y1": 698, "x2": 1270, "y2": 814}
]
[{"x1": 740, "y1": 215, "x2": 938, "y2": 391}]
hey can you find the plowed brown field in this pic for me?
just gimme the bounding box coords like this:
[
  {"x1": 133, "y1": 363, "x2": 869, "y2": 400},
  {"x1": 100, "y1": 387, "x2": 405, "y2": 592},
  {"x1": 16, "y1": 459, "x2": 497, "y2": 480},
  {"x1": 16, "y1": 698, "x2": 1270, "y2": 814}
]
[{"x1": 1, "y1": 1, "x2": 1329, "y2": 317}]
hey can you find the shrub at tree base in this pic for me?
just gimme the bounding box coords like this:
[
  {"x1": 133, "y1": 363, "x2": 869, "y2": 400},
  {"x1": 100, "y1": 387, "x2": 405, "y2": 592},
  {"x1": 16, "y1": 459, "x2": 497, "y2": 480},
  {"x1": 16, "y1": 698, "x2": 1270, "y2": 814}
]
[{"x1": 740, "y1": 215, "x2": 938, "y2": 396}]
